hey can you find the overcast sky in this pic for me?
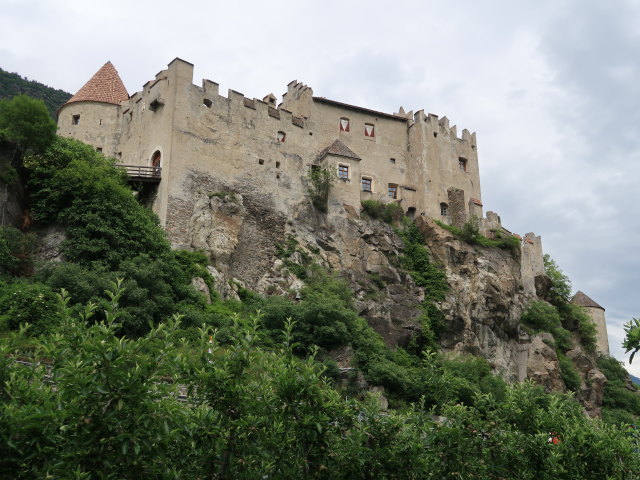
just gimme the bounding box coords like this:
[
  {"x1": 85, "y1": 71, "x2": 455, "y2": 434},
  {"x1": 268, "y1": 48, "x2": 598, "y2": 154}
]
[{"x1": 2, "y1": 0, "x2": 639, "y2": 373}]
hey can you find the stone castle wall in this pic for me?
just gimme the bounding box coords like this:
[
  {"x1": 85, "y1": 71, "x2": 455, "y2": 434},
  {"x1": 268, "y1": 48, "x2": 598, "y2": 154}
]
[{"x1": 57, "y1": 57, "x2": 546, "y2": 291}]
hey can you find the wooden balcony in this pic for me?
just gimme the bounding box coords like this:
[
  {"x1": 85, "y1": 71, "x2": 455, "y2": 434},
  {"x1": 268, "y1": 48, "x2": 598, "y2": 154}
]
[{"x1": 120, "y1": 165, "x2": 162, "y2": 183}]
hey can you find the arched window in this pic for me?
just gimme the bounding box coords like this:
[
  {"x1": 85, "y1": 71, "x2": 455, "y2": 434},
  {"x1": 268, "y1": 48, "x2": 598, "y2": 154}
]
[{"x1": 440, "y1": 202, "x2": 448, "y2": 216}]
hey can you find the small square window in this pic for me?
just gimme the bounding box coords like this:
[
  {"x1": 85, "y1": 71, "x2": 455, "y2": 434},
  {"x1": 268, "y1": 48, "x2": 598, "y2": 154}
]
[
  {"x1": 388, "y1": 184, "x2": 398, "y2": 199},
  {"x1": 338, "y1": 164, "x2": 349, "y2": 180},
  {"x1": 258, "y1": 159, "x2": 265, "y2": 165},
  {"x1": 72, "y1": 114, "x2": 80, "y2": 125},
  {"x1": 340, "y1": 117, "x2": 350, "y2": 132},
  {"x1": 458, "y1": 157, "x2": 467, "y2": 172},
  {"x1": 364, "y1": 123, "x2": 375, "y2": 138},
  {"x1": 390, "y1": 158, "x2": 396, "y2": 164},
  {"x1": 96, "y1": 147, "x2": 102, "y2": 153},
  {"x1": 361, "y1": 177, "x2": 372, "y2": 192}
]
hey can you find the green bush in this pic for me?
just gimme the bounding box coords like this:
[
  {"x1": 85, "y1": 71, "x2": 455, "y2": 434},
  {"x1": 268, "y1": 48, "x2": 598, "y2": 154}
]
[
  {"x1": 24, "y1": 137, "x2": 170, "y2": 269},
  {"x1": 0, "y1": 226, "x2": 35, "y2": 276},
  {"x1": 521, "y1": 300, "x2": 572, "y2": 352},
  {"x1": 307, "y1": 166, "x2": 332, "y2": 213},
  {"x1": 598, "y1": 356, "x2": 640, "y2": 424},
  {"x1": 558, "y1": 353, "x2": 581, "y2": 392},
  {"x1": 361, "y1": 199, "x2": 404, "y2": 224},
  {"x1": 0, "y1": 280, "x2": 59, "y2": 335},
  {"x1": 435, "y1": 219, "x2": 521, "y2": 254}
]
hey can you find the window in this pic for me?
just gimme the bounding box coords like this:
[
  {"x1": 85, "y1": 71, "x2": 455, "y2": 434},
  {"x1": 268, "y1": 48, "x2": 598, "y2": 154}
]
[
  {"x1": 96, "y1": 147, "x2": 102, "y2": 153},
  {"x1": 361, "y1": 177, "x2": 372, "y2": 192},
  {"x1": 433, "y1": 131, "x2": 438, "y2": 138},
  {"x1": 390, "y1": 158, "x2": 396, "y2": 164},
  {"x1": 340, "y1": 117, "x2": 350, "y2": 132},
  {"x1": 338, "y1": 164, "x2": 349, "y2": 180},
  {"x1": 258, "y1": 159, "x2": 265, "y2": 165},
  {"x1": 388, "y1": 184, "x2": 398, "y2": 199},
  {"x1": 440, "y1": 203, "x2": 448, "y2": 216},
  {"x1": 277, "y1": 131, "x2": 286, "y2": 143},
  {"x1": 203, "y1": 98, "x2": 212, "y2": 108},
  {"x1": 275, "y1": 161, "x2": 281, "y2": 168},
  {"x1": 72, "y1": 114, "x2": 80, "y2": 125},
  {"x1": 458, "y1": 157, "x2": 467, "y2": 172},
  {"x1": 364, "y1": 123, "x2": 375, "y2": 138}
]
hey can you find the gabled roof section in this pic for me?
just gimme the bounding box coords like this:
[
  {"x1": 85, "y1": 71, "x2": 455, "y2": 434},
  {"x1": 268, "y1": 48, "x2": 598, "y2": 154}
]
[
  {"x1": 317, "y1": 139, "x2": 361, "y2": 161},
  {"x1": 572, "y1": 291, "x2": 605, "y2": 310},
  {"x1": 66, "y1": 61, "x2": 129, "y2": 106},
  {"x1": 313, "y1": 97, "x2": 409, "y2": 122}
]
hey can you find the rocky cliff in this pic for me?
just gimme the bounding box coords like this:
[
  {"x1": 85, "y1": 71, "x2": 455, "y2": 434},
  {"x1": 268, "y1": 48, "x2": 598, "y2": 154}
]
[{"x1": 175, "y1": 183, "x2": 606, "y2": 415}]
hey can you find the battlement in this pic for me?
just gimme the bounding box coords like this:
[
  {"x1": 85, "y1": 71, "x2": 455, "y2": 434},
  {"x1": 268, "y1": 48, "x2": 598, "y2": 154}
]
[{"x1": 412, "y1": 110, "x2": 477, "y2": 147}]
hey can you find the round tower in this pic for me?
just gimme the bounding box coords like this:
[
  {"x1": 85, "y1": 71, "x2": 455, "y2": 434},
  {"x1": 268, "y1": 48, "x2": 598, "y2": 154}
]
[
  {"x1": 57, "y1": 61, "x2": 129, "y2": 157},
  {"x1": 572, "y1": 291, "x2": 609, "y2": 355}
]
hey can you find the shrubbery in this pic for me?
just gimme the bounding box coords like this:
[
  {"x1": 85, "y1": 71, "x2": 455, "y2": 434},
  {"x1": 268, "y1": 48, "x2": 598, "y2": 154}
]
[
  {"x1": 361, "y1": 199, "x2": 404, "y2": 224},
  {"x1": 436, "y1": 217, "x2": 521, "y2": 254}
]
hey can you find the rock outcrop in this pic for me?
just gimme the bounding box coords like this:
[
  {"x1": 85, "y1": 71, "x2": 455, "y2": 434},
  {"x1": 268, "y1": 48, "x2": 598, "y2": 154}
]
[{"x1": 171, "y1": 180, "x2": 607, "y2": 415}]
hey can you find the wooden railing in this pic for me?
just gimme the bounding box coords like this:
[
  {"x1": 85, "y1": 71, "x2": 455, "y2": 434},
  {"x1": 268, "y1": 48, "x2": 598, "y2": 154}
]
[{"x1": 120, "y1": 164, "x2": 162, "y2": 182}]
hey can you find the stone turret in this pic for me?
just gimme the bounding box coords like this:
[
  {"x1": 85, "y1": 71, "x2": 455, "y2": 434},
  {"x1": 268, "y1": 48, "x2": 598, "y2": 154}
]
[
  {"x1": 57, "y1": 61, "x2": 129, "y2": 157},
  {"x1": 572, "y1": 291, "x2": 609, "y2": 355}
]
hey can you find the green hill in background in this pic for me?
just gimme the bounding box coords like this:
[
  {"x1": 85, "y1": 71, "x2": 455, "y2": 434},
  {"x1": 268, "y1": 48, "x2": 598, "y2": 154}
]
[{"x1": 0, "y1": 67, "x2": 71, "y2": 118}]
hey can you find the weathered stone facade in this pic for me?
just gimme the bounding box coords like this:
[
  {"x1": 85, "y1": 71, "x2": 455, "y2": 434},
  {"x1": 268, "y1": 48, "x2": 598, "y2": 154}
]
[{"x1": 57, "y1": 58, "x2": 485, "y2": 231}]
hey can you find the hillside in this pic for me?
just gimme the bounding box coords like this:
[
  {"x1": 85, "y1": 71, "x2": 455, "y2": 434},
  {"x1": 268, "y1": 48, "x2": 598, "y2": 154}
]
[
  {"x1": 0, "y1": 67, "x2": 71, "y2": 118},
  {"x1": 2, "y1": 94, "x2": 640, "y2": 478}
]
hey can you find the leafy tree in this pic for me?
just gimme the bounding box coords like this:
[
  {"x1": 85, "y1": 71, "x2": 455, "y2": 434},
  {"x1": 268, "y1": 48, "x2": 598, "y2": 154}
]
[
  {"x1": 24, "y1": 137, "x2": 170, "y2": 269},
  {"x1": 543, "y1": 253, "x2": 572, "y2": 305},
  {"x1": 307, "y1": 166, "x2": 332, "y2": 213},
  {"x1": 0, "y1": 95, "x2": 56, "y2": 155},
  {"x1": 624, "y1": 317, "x2": 640, "y2": 364}
]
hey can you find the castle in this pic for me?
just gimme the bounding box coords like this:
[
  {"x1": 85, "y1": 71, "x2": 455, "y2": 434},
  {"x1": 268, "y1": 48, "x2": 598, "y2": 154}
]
[{"x1": 56, "y1": 58, "x2": 610, "y2": 355}]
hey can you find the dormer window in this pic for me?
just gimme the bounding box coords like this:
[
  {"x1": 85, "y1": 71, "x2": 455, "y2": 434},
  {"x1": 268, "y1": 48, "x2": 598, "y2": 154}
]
[
  {"x1": 364, "y1": 123, "x2": 375, "y2": 138},
  {"x1": 340, "y1": 117, "x2": 350, "y2": 132},
  {"x1": 458, "y1": 157, "x2": 467, "y2": 172},
  {"x1": 277, "y1": 131, "x2": 286, "y2": 143}
]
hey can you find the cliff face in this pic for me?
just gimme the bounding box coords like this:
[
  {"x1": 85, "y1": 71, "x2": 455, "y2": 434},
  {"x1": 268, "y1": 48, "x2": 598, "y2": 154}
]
[{"x1": 176, "y1": 184, "x2": 606, "y2": 414}]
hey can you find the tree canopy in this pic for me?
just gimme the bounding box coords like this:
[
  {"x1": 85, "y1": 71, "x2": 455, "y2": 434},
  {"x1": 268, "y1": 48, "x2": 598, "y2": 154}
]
[{"x1": 0, "y1": 95, "x2": 56, "y2": 154}]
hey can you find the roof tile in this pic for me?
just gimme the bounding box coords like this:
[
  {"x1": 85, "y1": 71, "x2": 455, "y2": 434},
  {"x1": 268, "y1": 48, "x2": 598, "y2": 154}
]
[
  {"x1": 572, "y1": 291, "x2": 605, "y2": 310},
  {"x1": 317, "y1": 139, "x2": 361, "y2": 161},
  {"x1": 66, "y1": 61, "x2": 129, "y2": 106}
]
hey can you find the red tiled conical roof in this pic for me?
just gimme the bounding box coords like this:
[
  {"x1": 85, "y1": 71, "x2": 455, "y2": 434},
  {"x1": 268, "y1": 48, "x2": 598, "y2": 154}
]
[{"x1": 66, "y1": 61, "x2": 129, "y2": 105}]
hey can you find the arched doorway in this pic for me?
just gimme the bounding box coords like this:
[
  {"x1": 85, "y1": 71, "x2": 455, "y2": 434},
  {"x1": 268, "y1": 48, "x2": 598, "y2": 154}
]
[{"x1": 151, "y1": 150, "x2": 161, "y2": 174}]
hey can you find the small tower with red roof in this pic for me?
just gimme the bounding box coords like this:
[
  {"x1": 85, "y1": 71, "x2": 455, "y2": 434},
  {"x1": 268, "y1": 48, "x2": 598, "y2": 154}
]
[{"x1": 57, "y1": 61, "x2": 129, "y2": 157}]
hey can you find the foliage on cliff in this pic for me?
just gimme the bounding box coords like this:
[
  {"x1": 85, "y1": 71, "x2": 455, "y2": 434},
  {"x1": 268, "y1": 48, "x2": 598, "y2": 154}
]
[{"x1": 0, "y1": 67, "x2": 71, "y2": 118}]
